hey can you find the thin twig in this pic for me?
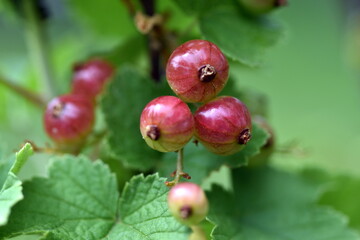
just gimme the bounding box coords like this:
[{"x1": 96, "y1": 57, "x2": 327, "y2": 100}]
[
  {"x1": 174, "y1": 148, "x2": 184, "y2": 184},
  {"x1": 166, "y1": 148, "x2": 191, "y2": 186},
  {"x1": 139, "y1": 0, "x2": 163, "y2": 82},
  {"x1": 0, "y1": 76, "x2": 46, "y2": 108}
]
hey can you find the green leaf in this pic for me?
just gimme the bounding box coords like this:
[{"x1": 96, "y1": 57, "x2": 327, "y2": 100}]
[
  {"x1": 102, "y1": 66, "x2": 171, "y2": 170},
  {"x1": 158, "y1": 123, "x2": 269, "y2": 184},
  {"x1": 319, "y1": 175, "x2": 360, "y2": 232},
  {"x1": 207, "y1": 167, "x2": 360, "y2": 240},
  {"x1": 0, "y1": 155, "x2": 189, "y2": 239},
  {"x1": 200, "y1": 7, "x2": 284, "y2": 66},
  {"x1": 0, "y1": 143, "x2": 33, "y2": 226},
  {"x1": 302, "y1": 169, "x2": 360, "y2": 231},
  {"x1": 106, "y1": 174, "x2": 189, "y2": 239}
]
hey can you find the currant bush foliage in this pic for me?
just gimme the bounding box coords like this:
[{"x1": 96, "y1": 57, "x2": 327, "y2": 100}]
[
  {"x1": 0, "y1": 0, "x2": 359, "y2": 240},
  {"x1": 174, "y1": 0, "x2": 283, "y2": 66},
  {"x1": 102, "y1": 66, "x2": 170, "y2": 170},
  {"x1": 0, "y1": 156, "x2": 189, "y2": 240},
  {"x1": 208, "y1": 168, "x2": 360, "y2": 240}
]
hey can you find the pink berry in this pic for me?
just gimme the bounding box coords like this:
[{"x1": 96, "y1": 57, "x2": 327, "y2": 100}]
[
  {"x1": 166, "y1": 40, "x2": 229, "y2": 103},
  {"x1": 71, "y1": 58, "x2": 114, "y2": 99},
  {"x1": 167, "y1": 182, "x2": 209, "y2": 225},
  {"x1": 194, "y1": 96, "x2": 252, "y2": 155},
  {"x1": 140, "y1": 96, "x2": 194, "y2": 152},
  {"x1": 43, "y1": 94, "x2": 95, "y2": 149}
]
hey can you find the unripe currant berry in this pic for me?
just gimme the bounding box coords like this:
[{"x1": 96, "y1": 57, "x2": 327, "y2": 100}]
[
  {"x1": 194, "y1": 96, "x2": 252, "y2": 155},
  {"x1": 43, "y1": 94, "x2": 95, "y2": 151},
  {"x1": 239, "y1": 0, "x2": 287, "y2": 15},
  {"x1": 71, "y1": 58, "x2": 114, "y2": 100},
  {"x1": 140, "y1": 96, "x2": 194, "y2": 152},
  {"x1": 167, "y1": 182, "x2": 209, "y2": 226},
  {"x1": 166, "y1": 40, "x2": 229, "y2": 103}
]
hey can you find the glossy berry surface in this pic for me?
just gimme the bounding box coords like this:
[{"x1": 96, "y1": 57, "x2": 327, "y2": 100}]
[
  {"x1": 167, "y1": 182, "x2": 208, "y2": 226},
  {"x1": 194, "y1": 96, "x2": 252, "y2": 155},
  {"x1": 44, "y1": 94, "x2": 95, "y2": 148},
  {"x1": 71, "y1": 58, "x2": 114, "y2": 99},
  {"x1": 140, "y1": 96, "x2": 194, "y2": 152},
  {"x1": 239, "y1": 0, "x2": 287, "y2": 14},
  {"x1": 166, "y1": 40, "x2": 229, "y2": 103}
]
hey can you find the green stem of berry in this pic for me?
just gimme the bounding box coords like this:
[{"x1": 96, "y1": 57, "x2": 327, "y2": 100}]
[
  {"x1": 166, "y1": 148, "x2": 191, "y2": 186},
  {"x1": 23, "y1": 0, "x2": 56, "y2": 99},
  {"x1": 0, "y1": 75, "x2": 46, "y2": 108},
  {"x1": 174, "y1": 148, "x2": 184, "y2": 184}
]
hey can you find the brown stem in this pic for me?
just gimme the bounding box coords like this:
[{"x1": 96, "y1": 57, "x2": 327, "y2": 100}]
[
  {"x1": 0, "y1": 76, "x2": 46, "y2": 108},
  {"x1": 139, "y1": 0, "x2": 162, "y2": 82},
  {"x1": 24, "y1": 140, "x2": 61, "y2": 154}
]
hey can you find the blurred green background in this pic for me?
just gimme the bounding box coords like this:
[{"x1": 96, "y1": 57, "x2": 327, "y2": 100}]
[{"x1": 237, "y1": 0, "x2": 360, "y2": 176}]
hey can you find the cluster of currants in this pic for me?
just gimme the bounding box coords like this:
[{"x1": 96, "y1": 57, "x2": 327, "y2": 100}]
[
  {"x1": 140, "y1": 39, "x2": 252, "y2": 156},
  {"x1": 140, "y1": 40, "x2": 252, "y2": 230},
  {"x1": 43, "y1": 59, "x2": 114, "y2": 153}
]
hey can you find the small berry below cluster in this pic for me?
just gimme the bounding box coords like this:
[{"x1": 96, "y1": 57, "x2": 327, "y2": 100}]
[{"x1": 167, "y1": 182, "x2": 209, "y2": 226}]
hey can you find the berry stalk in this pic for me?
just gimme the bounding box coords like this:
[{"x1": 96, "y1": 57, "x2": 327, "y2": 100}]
[
  {"x1": 174, "y1": 148, "x2": 184, "y2": 184},
  {"x1": 0, "y1": 75, "x2": 46, "y2": 108}
]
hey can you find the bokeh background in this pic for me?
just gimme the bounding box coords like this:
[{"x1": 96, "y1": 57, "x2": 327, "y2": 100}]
[{"x1": 0, "y1": 0, "x2": 360, "y2": 238}]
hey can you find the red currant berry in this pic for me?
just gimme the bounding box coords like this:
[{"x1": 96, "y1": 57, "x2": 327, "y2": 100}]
[
  {"x1": 71, "y1": 58, "x2": 114, "y2": 99},
  {"x1": 194, "y1": 96, "x2": 252, "y2": 155},
  {"x1": 44, "y1": 94, "x2": 95, "y2": 150},
  {"x1": 166, "y1": 40, "x2": 229, "y2": 103},
  {"x1": 167, "y1": 182, "x2": 209, "y2": 225},
  {"x1": 140, "y1": 96, "x2": 194, "y2": 152},
  {"x1": 239, "y1": 0, "x2": 287, "y2": 14}
]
